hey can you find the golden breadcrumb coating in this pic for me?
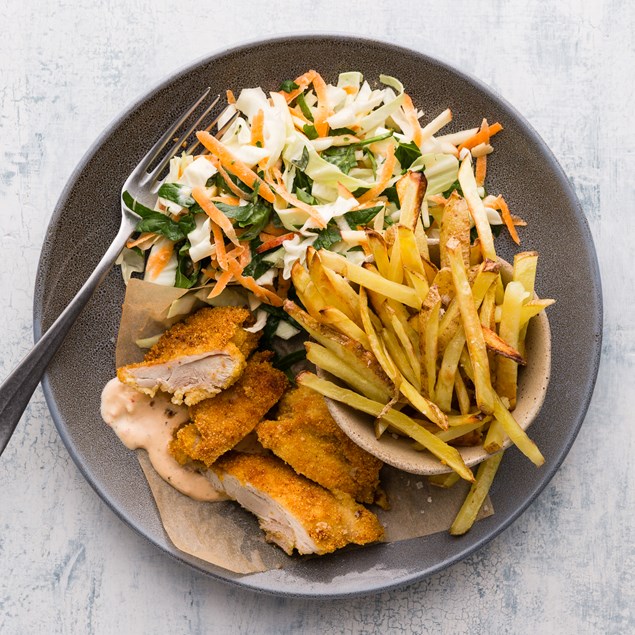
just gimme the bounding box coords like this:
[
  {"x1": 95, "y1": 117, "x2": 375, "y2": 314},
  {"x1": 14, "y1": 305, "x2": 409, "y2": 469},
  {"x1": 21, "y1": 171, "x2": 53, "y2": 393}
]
[
  {"x1": 117, "y1": 307, "x2": 260, "y2": 405},
  {"x1": 256, "y1": 386, "x2": 383, "y2": 504},
  {"x1": 212, "y1": 452, "x2": 384, "y2": 555},
  {"x1": 170, "y1": 352, "x2": 288, "y2": 466}
]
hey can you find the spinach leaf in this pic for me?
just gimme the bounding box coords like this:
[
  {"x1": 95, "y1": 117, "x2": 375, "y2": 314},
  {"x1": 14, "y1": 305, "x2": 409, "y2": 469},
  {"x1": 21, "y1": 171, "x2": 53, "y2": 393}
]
[
  {"x1": 279, "y1": 79, "x2": 299, "y2": 93},
  {"x1": 242, "y1": 241, "x2": 273, "y2": 280},
  {"x1": 295, "y1": 187, "x2": 317, "y2": 205},
  {"x1": 395, "y1": 141, "x2": 422, "y2": 170},
  {"x1": 296, "y1": 93, "x2": 314, "y2": 121},
  {"x1": 303, "y1": 124, "x2": 319, "y2": 140},
  {"x1": 261, "y1": 314, "x2": 280, "y2": 349},
  {"x1": 321, "y1": 145, "x2": 357, "y2": 174},
  {"x1": 210, "y1": 171, "x2": 252, "y2": 198},
  {"x1": 176, "y1": 212, "x2": 196, "y2": 236},
  {"x1": 174, "y1": 248, "x2": 199, "y2": 289},
  {"x1": 291, "y1": 147, "x2": 309, "y2": 171},
  {"x1": 215, "y1": 197, "x2": 272, "y2": 242},
  {"x1": 470, "y1": 224, "x2": 502, "y2": 242},
  {"x1": 383, "y1": 185, "x2": 400, "y2": 205},
  {"x1": 366, "y1": 149, "x2": 377, "y2": 178},
  {"x1": 344, "y1": 205, "x2": 383, "y2": 227},
  {"x1": 134, "y1": 212, "x2": 186, "y2": 242},
  {"x1": 329, "y1": 127, "x2": 356, "y2": 136},
  {"x1": 274, "y1": 349, "x2": 307, "y2": 370},
  {"x1": 293, "y1": 168, "x2": 313, "y2": 193},
  {"x1": 158, "y1": 183, "x2": 195, "y2": 208},
  {"x1": 311, "y1": 223, "x2": 342, "y2": 250}
]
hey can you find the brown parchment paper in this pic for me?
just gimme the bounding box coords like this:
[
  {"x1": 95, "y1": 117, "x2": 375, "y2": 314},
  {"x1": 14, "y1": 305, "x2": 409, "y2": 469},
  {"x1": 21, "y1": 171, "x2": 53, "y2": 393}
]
[{"x1": 114, "y1": 279, "x2": 493, "y2": 575}]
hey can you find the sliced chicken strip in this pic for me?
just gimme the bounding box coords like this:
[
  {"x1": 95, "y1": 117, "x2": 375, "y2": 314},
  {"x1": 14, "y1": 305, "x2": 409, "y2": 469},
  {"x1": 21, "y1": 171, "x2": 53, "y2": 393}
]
[
  {"x1": 118, "y1": 306, "x2": 259, "y2": 406},
  {"x1": 169, "y1": 352, "x2": 288, "y2": 467},
  {"x1": 208, "y1": 452, "x2": 384, "y2": 555},
  {"x1": 256, "y1": 386, "x2": 384, "y2": 504}
]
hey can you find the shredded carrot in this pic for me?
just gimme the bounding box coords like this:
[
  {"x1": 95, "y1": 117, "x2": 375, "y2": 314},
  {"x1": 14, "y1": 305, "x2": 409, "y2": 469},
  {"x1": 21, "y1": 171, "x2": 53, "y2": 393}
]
[
  {"x1": 206, "y1": 155, "x2": 252, "y2": 201},
  {"x1": 289, "y1": 106, "x2": 312, "y2": 125},
  {"x1": 277, "y1": 270, "x2": 291, "y2": 300},
  {"x1": 226, "y1": 89, "x2": 236, "y2": 105},
  {"x1": 126, "y1": 232, "x2": 156, "y2": 249},
  {"x1": 192, "y1": 187, "x2": 242, "y2": 250},
  {"x1": 357, "y1": 144, "x2": 397, "y2": 204},
  {"x1": 336, "y1": 182, "x2": 355, "y2": 201},
  {"x1": 402, "y1": 94, "x2": 423, "y2": 147},
  {"x1": 251, "y1": 109, "x2": 265, "y2": 147},
  {"x1": 211, "y1": 195, "x2": 241, "y2": 206},
  {"x1": 196, "y1": 131, "x2": 275, "y2": 203},
  {"x1": 209, "y1": 221, "x2": 228, "y2": 270},
  {"x1": 145, "y1": 242, "x2": 174, "y2": 280},
  {"x1": 238, "y1": 241, "x2": 251, "y2": 268},
  {"x1": 227, "y1": 260, "x2": 283, "y2": 306},
  {"x1": 474, "y1": 119, "x2": 489, "y2": 187},
  {"x1": 495, "y1": 196, "x2": 520, "y2": 245},
  {"x1": 262, "y1": 222, "x2": 291, "y2": 237},
  {"x1": 458, "y1": 122, "x2": 503, "y2": 152},
  {"x1": 311, "y1": 72, "x2": 331, "y2": 137},
  {"x1": 208, "y1": 270, "x2": 233, "y2": 298},
  {"x1": 342, "y1": 85, "x2": 358, "y2": 95},
  {"x1": 268, "y1": 167, "x2": 327, "y2": 228},
  {"x1": 281, "y1": 70, "x2": 317, "y2": 103},
  {"x1": 256, "y1": 232, "x2": 296, "y2": 253}
]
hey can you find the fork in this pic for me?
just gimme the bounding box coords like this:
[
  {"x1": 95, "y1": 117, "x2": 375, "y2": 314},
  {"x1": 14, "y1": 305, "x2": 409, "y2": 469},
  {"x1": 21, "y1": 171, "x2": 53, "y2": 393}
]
[{"x1": 0, "y1": 88, "x2": 234, "y2": 456}]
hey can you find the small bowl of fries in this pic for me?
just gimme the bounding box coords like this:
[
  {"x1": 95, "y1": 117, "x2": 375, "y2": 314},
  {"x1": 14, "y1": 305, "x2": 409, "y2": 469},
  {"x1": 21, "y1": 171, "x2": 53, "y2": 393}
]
[{"x1": 292, "y1": 187, "x2": 554, "y2": 483}]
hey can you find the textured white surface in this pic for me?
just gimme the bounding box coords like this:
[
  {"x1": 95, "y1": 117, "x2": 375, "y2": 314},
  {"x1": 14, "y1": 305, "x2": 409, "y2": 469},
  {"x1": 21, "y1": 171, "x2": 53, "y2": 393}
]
[{"x1": 0, "y1": 1, "x2": 633, "y2": 633}]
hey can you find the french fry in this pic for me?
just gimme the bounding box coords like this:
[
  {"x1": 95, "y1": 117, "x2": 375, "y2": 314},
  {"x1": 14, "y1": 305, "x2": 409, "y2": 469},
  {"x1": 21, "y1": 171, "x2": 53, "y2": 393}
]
[
  {"x1": 385, "y1": 303, "x2": 420, "y2": 361},
  {"x1": 446, "y1": 238, "x2": 495, "y2": 414},
  {"x1": 396, "y1": 170, "x2": 426, "y2": 230},
  {"x1": 319, "y1": 250, "x2": 421, "y2": 309},
  {"x1": 305, "y1": 342, "x2": 391, "y2": 403},
  {"x1": 291, "y1": 261, "x2": 326, "y2": 318},
  {"x1": 405, "y1": 268, "x2": 430, "y2": 301},
  {"x1": 318, "y1": 307, "x2": 370, "y2": 350},
  {"x1": 440, "y1": 192, "x2": 471, "y2": 269},
  {"x1": 453, "y1": 371, "x2": 472, "y2": 415},
  {"x1": 482, "y1": 326, "x2": 525, "y2": 364},
  {"x1": 435, "y1": 420, "x2": 484, "y2": 443},
  {"x1": 366, "y1": 230, "x2": 391, "y2": 277},
  {"x1": 428, "y1": 472, "x2": 461, "y2": 489},
  {"x1": 432, "y1": 268, "x2": 455, "y2": 305},
  {"x1": 512, "y1": 251, "x2": 539, "y2": 357},
  {"x1": 387, "y1": 227, "x2": 404, "y2": 284},
  {"x1": 398, "y1": 226, "x2": 426, "y2": 276},
  {"x1": 381, "y1": 327, "x2": 420, "y2": 389},
  {"x1": 414, "y1": 214, "x2": 430, "y2": 260},
  {"x1": 419, "y1": 286, "x2": 442, "y2": 400},
  {"x1": 458, "y1": 155, "x2": 496, "y2": 260},
  {"x1": 450, "y1": 452, "x2": 503, "y2": 535},
  {"x1": 297, "y1": 372, "x2": 474, "y2": 482},
  {"x1": 284, "y1": 300, "x2": 392, "y2": 395},
  {"x1": 435, "y1": 328, "x2": 467, "y2": 413}
]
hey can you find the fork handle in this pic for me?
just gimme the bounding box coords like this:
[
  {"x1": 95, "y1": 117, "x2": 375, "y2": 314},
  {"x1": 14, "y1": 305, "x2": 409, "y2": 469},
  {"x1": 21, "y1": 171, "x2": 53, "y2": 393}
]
[{"x1": 0, "y1": 212, "x2": 137, "y2": 456}]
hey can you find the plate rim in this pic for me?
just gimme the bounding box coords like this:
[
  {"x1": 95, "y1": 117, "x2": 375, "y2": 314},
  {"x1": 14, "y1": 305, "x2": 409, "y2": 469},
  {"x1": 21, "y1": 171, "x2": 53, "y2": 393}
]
[{"x1": 33, "y1": 33, "x2": 603, "y2": 599}]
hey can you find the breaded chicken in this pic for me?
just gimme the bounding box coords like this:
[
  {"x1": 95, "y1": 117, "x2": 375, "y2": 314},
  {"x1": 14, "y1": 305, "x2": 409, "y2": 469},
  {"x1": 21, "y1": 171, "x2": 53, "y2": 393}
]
[
  {"x1": 208, "y1": 452, "x2": 384, "y2": 555},
  {"x1": 256, "y1": 386, "x2": 383, "y2": 504},
  {"x1": 170, "y1": 352, "x2": 287, "y2": 467},
  {"x1": 118, "y1": 307, "x2": 259, "y2": 406}
]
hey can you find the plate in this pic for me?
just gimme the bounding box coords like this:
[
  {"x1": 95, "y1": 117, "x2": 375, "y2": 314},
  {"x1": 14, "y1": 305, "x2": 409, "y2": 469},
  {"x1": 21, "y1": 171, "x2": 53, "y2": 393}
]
[{"x1": 33, "y1": 35, "x2": 602, "y2": 598}]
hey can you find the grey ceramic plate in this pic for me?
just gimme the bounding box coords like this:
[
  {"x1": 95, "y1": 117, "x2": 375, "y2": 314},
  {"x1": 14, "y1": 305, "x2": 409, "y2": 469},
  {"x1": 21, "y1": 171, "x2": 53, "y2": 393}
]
[{"x1": 33, "y1": 35, "x2": 602, "y2": 598}]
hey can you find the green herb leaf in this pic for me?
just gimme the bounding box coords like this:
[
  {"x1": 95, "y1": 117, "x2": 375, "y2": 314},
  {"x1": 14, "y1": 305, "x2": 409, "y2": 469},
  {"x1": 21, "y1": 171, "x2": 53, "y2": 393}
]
[
  {"x1": 442, "y1": 180, "x2": 464, "y2": 198},
  {"x1": 383, "y1": 185, "x2": 401, "y2": 205},
  {"x1": 291, "y1": 147, "x2": 309, "y2": 171},
  {"x1": 321, "y1": 145, "x2": 357, "y2": 175},
  {"x1": 174, "y1": 248, "x2": 199, "y2": 289},
  {"x1": 395, "y1": 141, "x2": 422, "y2": 171},
  {"x1": 344, "y1": 205, "x2": 383, "y2": 228},
  {"x1": 242, "y1": 241, "x2": 273, "y2": 280},
  {"x1": 303, "y1": 124, "x2": 319, "y2": 140},
  {"x1": 280, "y1": 79, "x2": 300, "y2": 93},
  {"x1": 158, "y1": 183, "x2": 195, "y2": 208},
  {"x1": 274, "y1": 349, "x2": 307, "y2": 371},
  {"x1": 134, "y1": 213, "x2": 186, "y2": 242},
  {"x1": 356, "y1": 131, "x2": 394, "y2": 146},
  {"x1": 293, "y1": 168, "x2": 313, "y2": 193},
  {"x1": 329, "y1": 127, "x2": 356, "y2": 136},
  {"x1": 296, "y1": 93, "x2": 314, "y2": 121},
  {"x1": 295, "y1": 187, "x2": 318, "y2": 205},
  {"x1": 311, "y1": 223, "x2": 342, "y2": 250}
]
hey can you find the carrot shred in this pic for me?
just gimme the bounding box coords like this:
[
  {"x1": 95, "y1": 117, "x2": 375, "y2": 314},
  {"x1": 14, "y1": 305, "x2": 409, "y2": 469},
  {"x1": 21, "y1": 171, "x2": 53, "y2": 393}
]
[
  {"x1": 192, "y1": 187, "x2": 242, "y2": 249},
  {"x1": 196, "y1": 131, "x2": 275, "y2": 203},
  {"x1": 145, "y1": 242, "x2": 174, "y2": 280},
  {"x1": 457, "y1": 122, "x2": 503, "y2": 153},
  {"x1": 357, "y1": 143, "x2": 397, "y2": 204},
  {"x1": 210, "y1": 221, "x2": 228, "y2": 270},
  {"x1": 262, "y1": 222, "x2": 291, "y2": 237},
  {"x1": 402, "y1": 94, "x2": 423, "y2": 147},
  {"x1": 268, "y1": 167, "x2": 327, "y2": 228},
  {"x1": 226, "y1": 89, "x2": 236, "y2": 105},
  {"x1": 256, "y1": 232, "x2": 296, "y2": 253},
  {"x1": 281, "y1": 70, "x2": 317, "y2": 103},
  {"x1": 251, "y1": 109, "x2": 265, "y2": 147},
  {"x1": 126, "y1": 232, "x2": 156, "y2": 249},
  {"x1": 227, "y1": 260, "x2": 283, "y2": 306},
  {"x1": 207, "y1": 270, "x2": 233, "y2": 298},
  {"x1": 336, "y1": 182, "x2": 355, "y2": 201},
  {"x1": 205, "y1": 155, "x2": 252, "y2": 201},
  {"x1": 276, "y1": 269, "x2": 291, "y2": 300},
  {"x1": 495, "y1": 196, "x2": 520, "y2": 245},
  {"x1": 210, "y1": 194, "x2": 241, "y2": 206},
  {"x1": 311, "y1": 71, "x2": 331, "y2": 137},
  {"x1": 474, "y1": 119, "x2": 489, "y2": 187}
]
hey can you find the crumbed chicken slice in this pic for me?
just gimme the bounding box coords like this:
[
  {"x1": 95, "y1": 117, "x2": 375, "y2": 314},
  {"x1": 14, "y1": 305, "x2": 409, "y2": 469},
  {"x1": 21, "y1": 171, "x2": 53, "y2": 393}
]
[
  {"x1": 169, "y1": 352, "x2": 287, "y2": 467},
  {"x1": 208, "y1": 452, "x2": 384, "y2": 555},
  {"x1": 256, "y1": 386, "x2": 383, "y2": 504},
  {"x1": 117, "y1": 307, "x2": 259, "y2": 406}
]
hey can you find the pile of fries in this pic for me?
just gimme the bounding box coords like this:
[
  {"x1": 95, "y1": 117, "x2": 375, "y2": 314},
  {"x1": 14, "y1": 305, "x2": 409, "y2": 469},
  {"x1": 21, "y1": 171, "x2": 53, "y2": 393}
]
[{"x1": 288, "y1": 169, "x2": 554, "y2": 534}]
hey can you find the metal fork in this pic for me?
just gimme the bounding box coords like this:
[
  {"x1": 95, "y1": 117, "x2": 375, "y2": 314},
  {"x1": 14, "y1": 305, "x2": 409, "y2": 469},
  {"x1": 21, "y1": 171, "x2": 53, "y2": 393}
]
[{"x1": 0, "y1": 88, "x2": 234, "y2": 456}]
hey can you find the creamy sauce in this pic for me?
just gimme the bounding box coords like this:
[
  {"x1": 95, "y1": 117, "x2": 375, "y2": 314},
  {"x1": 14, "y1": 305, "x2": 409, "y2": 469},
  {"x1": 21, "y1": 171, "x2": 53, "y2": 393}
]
[{"x1": 100, "y1": 378, "x2": 225, "y2": 502}]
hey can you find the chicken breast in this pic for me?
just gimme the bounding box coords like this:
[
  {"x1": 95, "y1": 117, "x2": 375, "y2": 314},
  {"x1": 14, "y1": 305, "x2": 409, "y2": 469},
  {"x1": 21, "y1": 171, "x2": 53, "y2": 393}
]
[
  {"x1": 256, "y1": 386, "x2": 383, "y2": 504},
  {"x1": 117, "y1": 306, "x2": 259, "y2": 406},
  {"x1": 170, "y1": 352, "x2": 288, "y2": 467},
  {"x1": 208, "y1": 452, "x2": 384, "y2": 555}
]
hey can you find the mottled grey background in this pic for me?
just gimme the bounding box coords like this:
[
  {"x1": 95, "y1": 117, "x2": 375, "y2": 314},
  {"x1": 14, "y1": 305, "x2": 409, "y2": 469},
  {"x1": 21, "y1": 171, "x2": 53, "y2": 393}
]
[{"x1": 0, "y1": 1, "x2": 632, "y2": 634}]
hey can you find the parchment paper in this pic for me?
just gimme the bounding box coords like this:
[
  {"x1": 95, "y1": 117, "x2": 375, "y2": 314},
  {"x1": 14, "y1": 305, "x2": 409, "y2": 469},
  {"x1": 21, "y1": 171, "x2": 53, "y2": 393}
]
[{"x1": 115, "y1": 279, "x2": 493, "y2": 574}]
